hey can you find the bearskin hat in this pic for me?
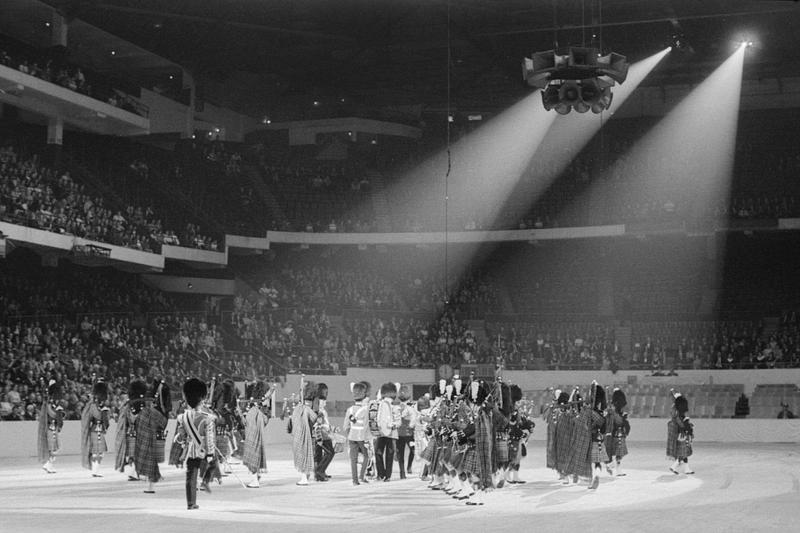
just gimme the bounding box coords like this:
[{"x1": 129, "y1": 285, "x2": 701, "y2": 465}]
[
  {"x1": 380, "y1": 382, "x2": 398, "y2": 397},
  {"x1": 499, "y1": 382, "x2": 513, "y2": 416},
  {"x1": 129, "y1": 380, "x2": 147, "y2": 400},
  {"x1": 612, "y1": 388, "x2": 627, "y2": 412},
  {"x1": 593, "y1": 383, "x2": 607, "y2": 411},
  {"x1": 183, "y1": 377, "x2": 207, "y2": 408},
  {"x1": 557, "y1": 391, "x2": 570, "y2": 405},
  {"x1": 246, "y1": 380, "x2": 268, "y2": 401},
  {"x1": 222, "y1": 379, "x2": 237, "y2": 405},
  {"x1": 674, "y1": 394, "x2": 689, "y2": 417},
  {"x1": 316, "y1": 382, "x2": 329, "y2": 400},
  {"x1": 429, "y1": 382, "x2": 442, "y2": 399},
  {"x1": 47, "y1": 380, "x2": 62, "y2": 400},
  {"x1": 302, "y1": 380, "x2": 317, "y2": 402},
  {"x1": 510, "y1": 384, "x2": 523, "y2": 404},
  {"x1": 93, "y1": 381, "x2": 109, "y2": 403}
]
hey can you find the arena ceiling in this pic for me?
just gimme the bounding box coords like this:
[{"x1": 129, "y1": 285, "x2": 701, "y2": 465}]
[{"x1": 22, "y1": 0, "x2": 800, "y2": 115}]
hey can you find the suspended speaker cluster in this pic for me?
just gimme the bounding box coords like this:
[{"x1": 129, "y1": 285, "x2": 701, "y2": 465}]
[{"x1": 522, "y1": 47, "x2": 629, "y2": 114}]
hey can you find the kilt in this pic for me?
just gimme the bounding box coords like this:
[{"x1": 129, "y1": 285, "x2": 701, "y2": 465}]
[
  {"x1": 555, "y1": 414, "x2": 575, "y2": 474},
  {"x1": 126, "y1": 434, "x2": 137, "y2": 458},
  {"x1": 546, "y1": 419, "x2": 558, "y2": 470},
  {"x1": 589, "y1": 441, "x2": 609, "y2": 463},
  {"x1": 134, "y1": 407, "x2": 167, "y2": 482},
  {"x1": 216, "y1": 433, "x2": 231, "y2": 457},
  {"x1": 420, "y1": 439, "x2": 436, "y2": 462},
  {"x1": 154, "y1": 436, "x2": 166, "y2": 463},
  {"x1": 494, "y1": 435, "x2": 509, "y2": 464},
  {"x1": 571, "y1": 412, "x2": 593, "y2": 478},
  {"x1": 460, "y1": 447, "x2": 478, "y2": 476},
  {"x1": 168, "y1": 440, "x2": 185, "y2": 467},
  {"x1": 450, "y1": 444, "x2": 468, "y2": 471},
  {"x1": 666, "y1": 419, "x2": 693, "y2": 459},
  {"x1": 607, "y1": 435, "x2": 628, "y2": 459},
  {"x1": 48, "y1": 429, "x2": 60, "y2": 454},
  {"x1": 90, "y1": 429, "x2": 107, "y2": 455}
]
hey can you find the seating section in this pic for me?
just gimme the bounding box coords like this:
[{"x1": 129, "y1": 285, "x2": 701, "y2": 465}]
[
  {"x1": 748, "y1": 384, "x2": 800, "y2": 419},
  {"x1": 525, "y1": 383, "x2": 745, "y2": 419}
]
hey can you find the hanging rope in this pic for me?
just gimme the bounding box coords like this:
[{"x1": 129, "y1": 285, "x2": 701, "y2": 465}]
[{"x1": 444, "y1": 0, "x2": 451, "y2": 305}]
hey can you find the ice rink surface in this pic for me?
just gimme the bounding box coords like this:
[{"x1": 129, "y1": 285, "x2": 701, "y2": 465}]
[{"x1": 0, "y1": 441, "x2": 797, "y2": 533}]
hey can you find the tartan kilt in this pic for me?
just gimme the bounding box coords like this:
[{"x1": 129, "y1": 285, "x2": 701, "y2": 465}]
[
  {"x1": 677, "y1": 439, "x2": 693, "y2": 459},
  {"x1": 546, "y1": 422, "x2": 557, "y2": 469},
  {"x1": 216, "y1": 435, "x2": 231, "y2": 458},
  {"x1": 90, "y1": 431, "x2": 108, "y2": 455},
  {"x1": 494, "y1": 436, "x2": 509, "y2": 464},
  {"x1": 125, "y1": 434, "x2": 137, "y2": 458},
  {"x1": 420, "y1": 439, "x2": 435, "y2": 462},
  {"x1": 608, "y1": 435, "x2": 628, "y2": 458},
  {"x1": 243, "y1": 439, "x2": 266, "y2": 472},
  {"x1": 555, "y1": 416, "x2": 574, "y2": 473},
  {"x1": 589, "y1": 441, "x2": 609, "y2": 463},
  {"x1": 450, "y1": 444, "x2": 468, "y2": 471},
  {"x1": 571, "y1": 415, "x2": 593, "y2": 478},
  {"x1": 48, "y1": 429, "x2": 60, "y2": 454},
  {"x1": 169, "y1": 441, "x2": 185, "y2": 467},
  {"x1": 460, "y1": 447, "x2": 479, "y2": 476},
  {"x1": 666, "y1": 420, "x2": 679, "y2": 459},
  {"x1": 154, "y1": 438, "x2": 166, "y2": 463}
]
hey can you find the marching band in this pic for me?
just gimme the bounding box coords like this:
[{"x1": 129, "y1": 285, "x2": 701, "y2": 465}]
[{"x1": 35, "y1": 373, "x2": 696, "y2": 509}]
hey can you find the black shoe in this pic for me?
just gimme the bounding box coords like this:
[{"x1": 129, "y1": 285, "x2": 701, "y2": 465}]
[
  {"x1": 200, "y1": 481, "x2": 211, "y2": 493},
  {"x1": 187, "y1": 504, "x2": 199, "y2": 510},
  {"x1": 400, "y1": 472, "x2": 407, "y2": 479}
]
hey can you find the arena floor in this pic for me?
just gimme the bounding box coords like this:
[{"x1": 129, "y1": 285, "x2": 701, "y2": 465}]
[{"x1": 0, "y1": 441, "x2": 796, "y2": 533}]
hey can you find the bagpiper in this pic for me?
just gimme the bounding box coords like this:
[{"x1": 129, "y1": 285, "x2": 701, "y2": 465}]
[
  {"x1": 115, "y1": 379, "x2": 147, "y2": 481},
  {"x1": 81, "y1": 379, "x2": 110, "y2": 478},
  {"x1": 212, "y1": 379, "x2": 240, "y2": 475},
  {"x1": 585, "y1": 382, "x2": 609, "y2": 490},
  {"x1": 134, "y1": 380, "x2": 171, "y2": 494},
  {"x1": 38, "y1": 380, "x2": 64, "y2": 474},
  {"x1": 290, "y1": 379, "x2": 319, "y2": 486},
  {"x1": 667, "y1": 389, "x2": 695, "y2": 474},
  {"x1": 506, "y1": 384, "x2": 535, "y2": 484},
  {"x1": 242, "y1": 381, "x2": 272, "y2": 488},
  {"x1": 605, "y1": 387, "x2": 631, "y2": 476}
]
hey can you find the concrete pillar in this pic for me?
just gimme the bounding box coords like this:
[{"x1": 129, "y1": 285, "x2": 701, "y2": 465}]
[
  {"x1": 51, "y1": 13, "x2": 68, "y2": 47},
  {"x1": 47, "y1": 117, "x2": 63, "y2": 166},
  {"x1": 182, "y1": 69, "x2": 195, "y2": 139}
]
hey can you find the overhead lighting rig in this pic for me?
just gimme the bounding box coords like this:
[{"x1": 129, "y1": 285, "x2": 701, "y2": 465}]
[{"x1": 522, "y1": 47, "x2": 629, "y2": 114}]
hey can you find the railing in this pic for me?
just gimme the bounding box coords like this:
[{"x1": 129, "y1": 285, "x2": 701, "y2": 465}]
[{"x1": 1, "y1": 313, "x2": 65, "y2": 324}]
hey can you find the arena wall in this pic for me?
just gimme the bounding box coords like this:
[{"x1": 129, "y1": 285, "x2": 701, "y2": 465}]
[
  {"x1": 3, "y1": 417, "x2": 798, "y2": 459},
  {"x1": 280, "y1": 369, "x2": 800, "y2": 401}
]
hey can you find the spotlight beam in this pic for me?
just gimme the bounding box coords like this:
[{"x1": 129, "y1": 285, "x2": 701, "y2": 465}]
[
  {"x1": 566, "y1": 45, "x2": 746, "y2": 229},
  {"x1": 502, "y1": 48, "x2": 671, "y2": 223}
]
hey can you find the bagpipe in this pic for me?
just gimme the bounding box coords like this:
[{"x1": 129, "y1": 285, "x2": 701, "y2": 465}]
[{"x1": 40, "y1": 377, "x2": 65, "y2": 430}]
